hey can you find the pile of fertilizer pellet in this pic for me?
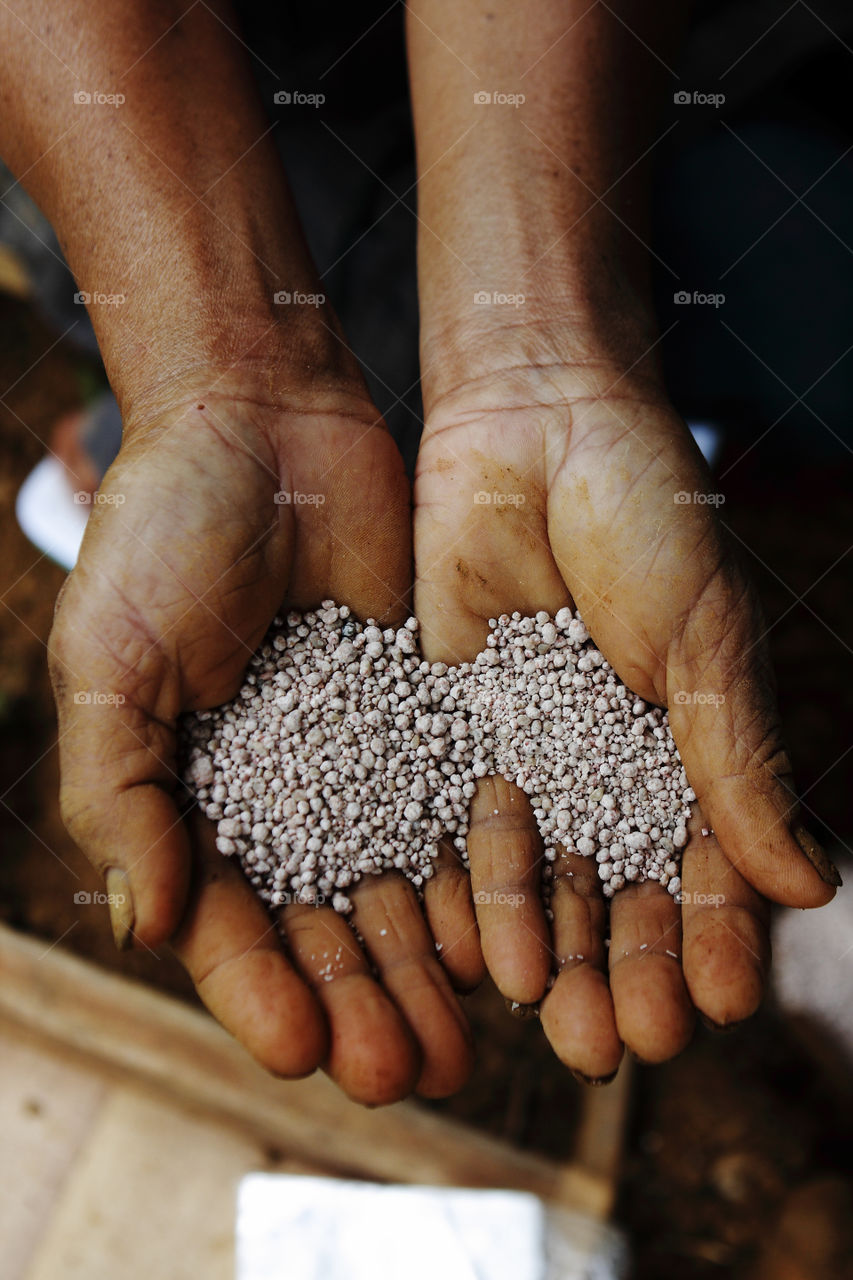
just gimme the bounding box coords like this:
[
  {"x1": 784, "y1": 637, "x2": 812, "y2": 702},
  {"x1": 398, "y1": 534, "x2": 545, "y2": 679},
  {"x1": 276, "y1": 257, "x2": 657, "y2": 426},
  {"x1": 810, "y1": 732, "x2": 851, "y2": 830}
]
[{"x1": 180, "y1": 602, "x2": 694, "y2": 913}]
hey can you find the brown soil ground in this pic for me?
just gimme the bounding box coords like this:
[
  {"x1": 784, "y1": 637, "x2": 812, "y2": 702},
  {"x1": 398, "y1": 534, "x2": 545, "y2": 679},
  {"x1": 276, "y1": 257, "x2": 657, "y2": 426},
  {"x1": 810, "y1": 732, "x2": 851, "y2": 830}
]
[{"x1": 1, "y1": 289, "x2": 852, "y2": 1278}]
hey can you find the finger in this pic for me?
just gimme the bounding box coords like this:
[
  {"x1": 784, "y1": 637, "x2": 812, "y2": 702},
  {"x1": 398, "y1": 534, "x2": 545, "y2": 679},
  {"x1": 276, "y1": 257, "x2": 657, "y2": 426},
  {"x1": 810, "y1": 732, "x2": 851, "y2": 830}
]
[
  {"x1": 608, "y1": 879, "x2": 695, "y2": 1063},
  {"x1": 171, "y1": 811, "x2": 328, "y2": 1078},
  {"x1": 666, "y1": 564, "x2": 839, "y2": 908},
  {"x1": 422, "y1": 839, "x2": 486, "y2": 991},
  {"x1": 49, "y1": 640, "x2": 192, "y2": 951},
  {"x1": 539, "y1": 849, "x2": 623, "y2": 1080},
  {"x1": 48, "y1": 426, "x2": 298, "y2": 950},
  {"x1": 287, "y1": 424, "x2": 413, "y2": 625},
  {"x1": 680, "y1": 805, "x2": 770, "y2": 1027},
  {"x1": 466, "y1": 774, "x2": 552, "y2": 1004},
  {"x1": 280, "y1": 897, "x2": 421, "y2": 1106},
  {"x1": 350, "y1": 872, "x2": 475, "y2": 1098}
]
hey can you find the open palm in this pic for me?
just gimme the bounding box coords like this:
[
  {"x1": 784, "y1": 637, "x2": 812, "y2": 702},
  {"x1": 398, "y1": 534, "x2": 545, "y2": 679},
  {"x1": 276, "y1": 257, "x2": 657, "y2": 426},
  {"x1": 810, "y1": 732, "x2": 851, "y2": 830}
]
[
  {"x1": 49, "y1": 385, "x2": 476, "y2": 1103},
  {"x1": 415, "y1": 359, "x2": 835, "y2": 1079}
]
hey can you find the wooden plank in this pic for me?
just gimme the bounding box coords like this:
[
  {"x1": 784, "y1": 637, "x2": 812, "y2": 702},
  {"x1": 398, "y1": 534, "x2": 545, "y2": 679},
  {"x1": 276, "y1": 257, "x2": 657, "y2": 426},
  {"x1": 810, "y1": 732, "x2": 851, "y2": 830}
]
[
  {"x1": 0, "y1": 925, "x2": 614, "y2": 1214},
  {"x1": 570, "y1": 1059, "x2": 632, "y2": 1212},
  {"x1": 0, "y1": 1026, "x2": 107, "y2": 1280},
  {"x1": 25, "y1": 1085, "x2": 267, "y2": 1280}
]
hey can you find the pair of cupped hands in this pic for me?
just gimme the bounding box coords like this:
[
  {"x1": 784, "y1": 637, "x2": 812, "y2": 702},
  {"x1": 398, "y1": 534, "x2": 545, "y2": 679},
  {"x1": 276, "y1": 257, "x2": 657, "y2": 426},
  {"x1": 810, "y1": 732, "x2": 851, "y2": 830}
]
[{"x1": 48, "y1": 323, "x2": 838, "y2": 1104}]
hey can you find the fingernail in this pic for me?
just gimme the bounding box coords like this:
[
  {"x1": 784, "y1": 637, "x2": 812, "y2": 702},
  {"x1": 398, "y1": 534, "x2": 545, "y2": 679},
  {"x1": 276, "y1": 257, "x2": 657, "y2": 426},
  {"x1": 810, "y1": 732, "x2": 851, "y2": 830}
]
[
  {"x1": 792, "y1": 823, "x2": 842, "y2": 887},
  {"x1": 700, "y1": 1013, "x2": 743, "y2": 1035},
  {"x1": 505, "y1": 998, "x2": 540, "y2": 1019},
  {"x1": 571, "y1": 1068, "x2": 618, "y2": 1087},
  {"x1": 105, "y1": 867, "x2": 135, "y2": 950}
]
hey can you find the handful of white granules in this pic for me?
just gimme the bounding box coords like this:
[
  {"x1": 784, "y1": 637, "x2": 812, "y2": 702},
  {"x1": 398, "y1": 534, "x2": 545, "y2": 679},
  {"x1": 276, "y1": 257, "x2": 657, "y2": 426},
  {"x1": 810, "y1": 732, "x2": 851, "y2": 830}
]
[{"x1": 180, "y1": 603, "x2": 695, "y2": 914}]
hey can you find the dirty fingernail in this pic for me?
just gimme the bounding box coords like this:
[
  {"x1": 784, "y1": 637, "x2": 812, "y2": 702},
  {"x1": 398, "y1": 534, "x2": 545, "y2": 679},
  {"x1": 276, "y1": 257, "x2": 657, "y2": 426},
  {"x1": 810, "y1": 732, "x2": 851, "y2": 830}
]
[
  {"x1": 792, "y1": 823, "x2": 842, "y2": 887},
  {"x1": 700, "y1": 1013, "x2": 744, "y2": 1034},
  {"x1": 505, "y1": 998, "x2": 540, "y2": 1019},
  {"x1": 105, "y1": 867, "x2": 135, "y2": 950},
  {"x1": 571, "y1": 1068, "x2": 618, "y2": 1087}
]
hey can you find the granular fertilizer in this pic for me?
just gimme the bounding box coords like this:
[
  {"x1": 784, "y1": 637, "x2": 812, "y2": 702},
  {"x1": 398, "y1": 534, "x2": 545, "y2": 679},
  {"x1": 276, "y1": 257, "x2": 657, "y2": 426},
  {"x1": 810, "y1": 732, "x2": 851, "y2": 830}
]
[{"x1": 181, "y1": 603, "x2": 694, "y2": 913}]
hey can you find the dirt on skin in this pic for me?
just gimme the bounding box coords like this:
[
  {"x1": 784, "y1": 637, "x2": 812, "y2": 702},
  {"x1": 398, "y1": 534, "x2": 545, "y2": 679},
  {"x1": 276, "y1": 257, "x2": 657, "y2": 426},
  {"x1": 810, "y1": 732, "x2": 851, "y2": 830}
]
[{"x1": 1, "y1": 290, "x2": 852, "y2": 1278}]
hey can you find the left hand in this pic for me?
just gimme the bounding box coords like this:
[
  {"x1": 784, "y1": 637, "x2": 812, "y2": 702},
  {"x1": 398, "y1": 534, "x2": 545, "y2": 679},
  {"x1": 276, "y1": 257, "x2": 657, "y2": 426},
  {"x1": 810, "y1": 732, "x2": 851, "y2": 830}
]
[
  {"x1": 49, "y1": 378, "x2": 476, "y2": 1105},
  {"x1": 414, "y1": 354, "x2": 837, "y2": 1079}
]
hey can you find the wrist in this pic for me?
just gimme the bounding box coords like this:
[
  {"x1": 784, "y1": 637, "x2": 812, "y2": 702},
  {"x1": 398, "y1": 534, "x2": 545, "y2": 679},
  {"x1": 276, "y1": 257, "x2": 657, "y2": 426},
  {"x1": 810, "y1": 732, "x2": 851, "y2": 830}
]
[
  {"x1": 112, "y1": 336, "x2": 376, "y2": 440},
  {"x1": 419, "y1": 270, "x2": 665, "y2": 420},
  {"x1": 70, "y1": 197, "x2": 369, "y2": 429},
  {"x1": 104, "y1": 303, "x2": 366, "y2": 433}
]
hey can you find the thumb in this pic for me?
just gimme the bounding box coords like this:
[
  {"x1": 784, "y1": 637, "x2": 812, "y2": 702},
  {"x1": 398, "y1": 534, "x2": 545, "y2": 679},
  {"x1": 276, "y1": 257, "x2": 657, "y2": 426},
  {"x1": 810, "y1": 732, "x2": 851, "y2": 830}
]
[
  {"x1": 49, "y1": 610, "x2": 192, "y2": 951},
  {"x1": 666, "y1": 568, "x2": 840, "y2": 908}
]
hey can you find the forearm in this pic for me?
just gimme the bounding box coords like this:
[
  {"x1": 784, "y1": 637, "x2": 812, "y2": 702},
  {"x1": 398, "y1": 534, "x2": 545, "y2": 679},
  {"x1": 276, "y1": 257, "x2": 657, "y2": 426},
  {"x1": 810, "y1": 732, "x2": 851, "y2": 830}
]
[
  {"x1": 406, "y1": 0, "x2": 685, "y2": 403},
  {"x1": 0, "y1": 1, "x2": 357, "y2": 423}
]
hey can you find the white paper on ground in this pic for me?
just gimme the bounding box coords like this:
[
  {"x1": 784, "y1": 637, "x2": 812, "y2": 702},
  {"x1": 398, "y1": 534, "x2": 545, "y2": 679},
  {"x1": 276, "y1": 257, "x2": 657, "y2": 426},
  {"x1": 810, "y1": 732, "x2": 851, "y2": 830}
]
[
  {"x1": 773, "y1": 888, "x2": 853, "y2": 1058},
  {"x1": 236, "y1": 1175, "x2": 627, "y2": 1280},
  {"x1": 15, "y1": 455, "x2": 87, "y2": 571},
  {"x1": 686, "y1": 421, "x2": 723, "y2": 470}
]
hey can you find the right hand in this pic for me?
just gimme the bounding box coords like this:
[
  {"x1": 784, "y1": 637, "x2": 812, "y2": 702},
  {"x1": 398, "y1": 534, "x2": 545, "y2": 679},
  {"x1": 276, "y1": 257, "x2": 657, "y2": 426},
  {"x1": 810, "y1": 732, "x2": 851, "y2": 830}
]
[
  {"x1": 414, "y1": 351, "x2": 838, "y2": 1078},
  {"x1": 49, "y1": 373, "x2": 480, "y2": 1104}
]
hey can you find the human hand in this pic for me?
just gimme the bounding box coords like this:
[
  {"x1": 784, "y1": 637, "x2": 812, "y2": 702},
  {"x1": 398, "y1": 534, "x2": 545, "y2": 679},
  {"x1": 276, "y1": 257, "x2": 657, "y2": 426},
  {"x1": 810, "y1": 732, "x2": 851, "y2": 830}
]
[
  {"x1": 49, "y1": 373, "x2": 479, "y2": 1104},
  {"x1": 2, "y1": 0, "x2": 484, "y2": 1104},
  {"x1": 414, "y1": 352, "x2": 838, "y2": 1080}
]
